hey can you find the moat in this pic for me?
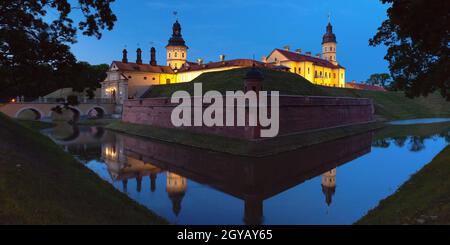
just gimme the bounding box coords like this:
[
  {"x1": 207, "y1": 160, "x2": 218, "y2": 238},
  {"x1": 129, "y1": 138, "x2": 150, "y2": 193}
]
[{"x1": 41, "y1": 122, "x2": 450, "y2": 225}]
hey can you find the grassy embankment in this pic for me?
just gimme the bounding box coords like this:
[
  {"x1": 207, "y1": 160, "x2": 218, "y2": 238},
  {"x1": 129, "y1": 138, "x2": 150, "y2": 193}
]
[
  {"x1": 107, "y1": 120, "x2": 383, "y2": 157},
  {"x1": 357, "y1": 144, "x2": 450, "y2": 225},
  {"x1": 144, "y1": 67, "x2": 450, "y2": 121},
  {"x1": 0, "y1": 113, "x2": 167, "y2": 224}
]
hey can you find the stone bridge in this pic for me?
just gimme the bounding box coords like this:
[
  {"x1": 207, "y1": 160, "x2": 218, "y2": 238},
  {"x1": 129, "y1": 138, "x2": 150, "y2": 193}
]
[{"x1": 0, "y1": 99, "x2": 116, "y2": 121}]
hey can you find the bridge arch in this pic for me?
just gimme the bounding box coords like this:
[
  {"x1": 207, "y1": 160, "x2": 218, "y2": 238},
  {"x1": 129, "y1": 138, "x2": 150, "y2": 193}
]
[
  {"x1": 15, "y1": 107, "x2": 44, "y2": 120},
  {"x1": 48, "y1": 106, "x2": 82, "y2": 122},
  {"x1": 86, "y1": 106, "x2": 106, "y2": 119}
]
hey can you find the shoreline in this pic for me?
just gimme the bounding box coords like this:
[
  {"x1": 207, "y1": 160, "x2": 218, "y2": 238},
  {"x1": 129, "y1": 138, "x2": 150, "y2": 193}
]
[
  {"x1": 356, "y1": 144, "x2": 450, "y2": 225},
  {"x1": 1, "y1": 114, "x2": 168, "y2": 225}
]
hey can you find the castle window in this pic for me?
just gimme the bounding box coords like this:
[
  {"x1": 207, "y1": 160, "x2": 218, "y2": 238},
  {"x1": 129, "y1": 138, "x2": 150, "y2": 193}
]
[
  {"x1": 128, "y1": 76, "x2": 132, "y2": 79},
  {"x1": 152, "y1": 77, "x2": 155, "y2": 80},
  {"x1": 320, "y1": 71, "x2": 322, "y2": 77},
  {"x1": 294, "y1": 67, "x2": 297, "y2": 73},
  {"x1": 308, "y1": 68, "x2": 310, "y2": 74},
  {"x1": 315, "y1": 71, "x2": 318, "y2": 77},
  {"x1": 144, "y1": 77, "x2": 147, "y2": 80},
  {"x1": 166, "y1": 79, "x2": 171, "y2": 84},
  {"x1": 169, "y1": 53, "x2": 171, "y2": 58},
  {"x1": 182, "y1": 52, "x2": 185, "y2": 58},
  {"x1": 298, "y1": 67, "x2": 301, "y2": 73},
  {"x1": 175, "y1": 52, "x2": 178, "y2": 57}
]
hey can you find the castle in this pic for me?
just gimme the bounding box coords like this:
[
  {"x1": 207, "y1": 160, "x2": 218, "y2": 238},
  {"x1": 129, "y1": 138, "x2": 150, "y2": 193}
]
[{"x1": 101, "y1": 18, "x2": 346, "y2": 105}]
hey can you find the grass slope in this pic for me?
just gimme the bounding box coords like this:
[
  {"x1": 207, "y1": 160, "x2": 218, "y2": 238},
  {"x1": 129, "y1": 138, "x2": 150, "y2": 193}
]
[
  {"x1": 144, "y1": 68, "x2": 450, "y2": 120},
  {"x1": 356, "y1": 144, "x2": 450, "y2": 225},
  {"x1": 106, "y1": 121, "x2": 383, "y2": 156},
  {"x1": 0, "y1": 113, "x2": 167, "y2": 224}
]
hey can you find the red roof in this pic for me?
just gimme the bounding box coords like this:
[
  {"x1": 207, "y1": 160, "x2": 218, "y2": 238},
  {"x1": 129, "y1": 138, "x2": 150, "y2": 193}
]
[
  {"x1": 112, "y1": 61, "x2": 175, "y2": 73},
  {"x1": 346, "y1": 82, "x2": 387, "y2": 91},
  {"x1": 177, "y1": 59, "x2": 267, "y2": 72},
  {"x1": 112, "y1": 59, "x2": 289, "y2": 74},
  {"x1": 272, "y1": 49, "x2": 345, "y2": 69}
]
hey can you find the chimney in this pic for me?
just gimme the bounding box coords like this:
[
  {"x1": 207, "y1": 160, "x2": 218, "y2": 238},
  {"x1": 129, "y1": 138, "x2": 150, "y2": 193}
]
[
  {"x1": 136, "y1": 48, "x2": 142, "y2": 64},
  {"x1": 305, "y1": 51, "x2": 312, "y2": 56},
  {"x1": 150, "y1": 47, "x2": 157, "y2": 66},
  {"x1": 197, "y1": 58, "x2": 203, "y2": 65},
  {"x1": 261, "y1": 56, "x2": 267, "y2": 63},
  {"x1": 283, "y1": 45, "x2": 290, "y2": 51},
  {"x1": 219, "y1": 54, "x2": 225, "y2": 62},
  {"x1": 122, "y1": 49, "x2": 128, "y2": 63},
  {"x1": 316, "y1": 53, "x2": 321, "y2": 59},
  {"x1": 295, "y1": 49, "x2": 302, "y2": 54}
]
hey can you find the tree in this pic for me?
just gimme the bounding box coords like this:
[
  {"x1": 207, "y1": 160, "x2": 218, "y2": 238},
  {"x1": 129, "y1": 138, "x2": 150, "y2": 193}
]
[
  {"x1": 365, "y1": 73, "x2": 394, "y2": 90},
  {"x1": 0, "y1": 0, "x2": 116, "y2": 100},
  {"x1": 370, "y1": 0, "x2": 449, "y2": 100}
]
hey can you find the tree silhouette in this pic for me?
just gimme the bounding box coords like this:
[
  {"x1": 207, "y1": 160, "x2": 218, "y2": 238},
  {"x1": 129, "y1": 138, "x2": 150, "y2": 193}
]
[
  {"x1": 0, "y1": 0, "x2": 116, "y2": 99},
  {"x1": 370, "y1": 0, "x2": 449, "y2": 100}
]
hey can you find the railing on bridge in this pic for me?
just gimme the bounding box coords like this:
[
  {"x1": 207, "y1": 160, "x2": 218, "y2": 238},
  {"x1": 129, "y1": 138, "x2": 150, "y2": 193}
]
[{"x1": 9, "y1": 96, "x2": 114, "y2": 104}]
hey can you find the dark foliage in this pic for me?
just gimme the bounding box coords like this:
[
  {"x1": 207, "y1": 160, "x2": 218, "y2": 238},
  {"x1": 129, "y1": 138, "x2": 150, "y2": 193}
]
[
  {"x1": 371, "y1": 0, "x2": 449, "y2": 100},
  {"x1": 0, "y1": 0, "x2": 116, "y2": 100}
]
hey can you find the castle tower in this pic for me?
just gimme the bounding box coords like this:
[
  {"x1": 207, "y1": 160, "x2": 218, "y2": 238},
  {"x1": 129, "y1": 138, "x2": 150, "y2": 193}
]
[
  {"x1": 136, "y1": 48, "x2": 143, "y2": 64},
  {"x1": 322, "y1": 18, "x2": 338, "y2": 65},
  {"x1": 166, "y1": 172, "x2": 187, "y2": 216},
  {"x1": 122, "y1": 48, "x2": 128, "y2": 63},
  {"x1": 321, "y1": 168, "x2": 336, "y2": 206},
  {"x1": 244, "y1": 64, "x2": 264, "y2": 93},
  {"x1": 150, "y1": 47, "x2": 157, "y2": 66},
  {"x1": 166, "y1": 20, "x2": 188, "y2": 70}
]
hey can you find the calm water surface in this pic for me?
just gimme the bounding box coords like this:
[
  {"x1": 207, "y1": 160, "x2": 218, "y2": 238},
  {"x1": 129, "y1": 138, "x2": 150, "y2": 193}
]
[{"x1": 41, "y1": 122, "x2": 450, "y2": 225}]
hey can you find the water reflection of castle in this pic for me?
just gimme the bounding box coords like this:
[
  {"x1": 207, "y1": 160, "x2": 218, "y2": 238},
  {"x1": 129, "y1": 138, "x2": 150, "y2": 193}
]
[
  {"x1": 322, "y1": 169, "x2": 336, "y2": 206},
  {"x1": 98, "y1": 131, "x2": 371, "y2": 223},
  {"x1": 101, "y1": 139, "x2": 187, "y2": 216}
]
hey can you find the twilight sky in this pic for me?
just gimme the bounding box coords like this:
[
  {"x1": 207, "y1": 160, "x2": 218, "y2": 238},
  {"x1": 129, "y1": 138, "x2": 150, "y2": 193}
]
[{"x1": 70, "y1": 0, "x2": 390, "y2": 82}]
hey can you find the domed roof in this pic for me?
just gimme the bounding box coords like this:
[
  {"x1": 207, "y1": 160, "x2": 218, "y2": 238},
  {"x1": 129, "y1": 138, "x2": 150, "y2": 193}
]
[
  {"x1": 167, "y1": 20, "x2": 187, "y2": 47},
  {"x1": 322, "y1": 22, "x2": 337, "y2": 44},
  {"x1": 245, "y1": 65, "x2": 264, "y2": 80}
]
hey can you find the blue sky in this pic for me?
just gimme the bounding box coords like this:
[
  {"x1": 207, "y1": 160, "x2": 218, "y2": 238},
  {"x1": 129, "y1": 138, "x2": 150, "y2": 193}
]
[{"x1": 70, "y1": 0, "x2": 390, "y2": 82}]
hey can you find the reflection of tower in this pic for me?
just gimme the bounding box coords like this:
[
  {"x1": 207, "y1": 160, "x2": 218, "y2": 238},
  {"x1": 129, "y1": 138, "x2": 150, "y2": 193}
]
[
  {"x1": 243, "y1": 196, "x2": 263, "y2": 225},
  {"x1": 166, "y1": 172, "x2": 187, "y2": 216},
  {"x1": 136, "y1": 174, "x2": 142, "y2": 192},
  {"x1": 321, "y1": 168, "x2": 336, "y2": 206},
  {"x1": 101, "y1": 135, "x2": 127, "y2": 181},
  {"x1": 150, "y1": 173, "x2": 157, "y2": 192}
]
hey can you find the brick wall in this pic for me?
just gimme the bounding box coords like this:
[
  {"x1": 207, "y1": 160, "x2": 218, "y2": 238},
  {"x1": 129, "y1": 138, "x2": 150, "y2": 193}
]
[{"x1": 122, "y1": 95, "x2": 374, "y2": 139}]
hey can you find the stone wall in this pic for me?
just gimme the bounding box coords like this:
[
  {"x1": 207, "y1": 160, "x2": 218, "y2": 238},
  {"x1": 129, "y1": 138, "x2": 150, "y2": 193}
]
[{"x1": 122, "y1": 95, "x2": 374, "y2": 139}]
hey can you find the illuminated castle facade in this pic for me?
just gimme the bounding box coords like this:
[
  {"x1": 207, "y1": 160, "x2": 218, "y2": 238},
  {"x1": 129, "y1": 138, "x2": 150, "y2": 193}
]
[{"x1": 101, "y1": 18, "x2": 346, "y2": 104}]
